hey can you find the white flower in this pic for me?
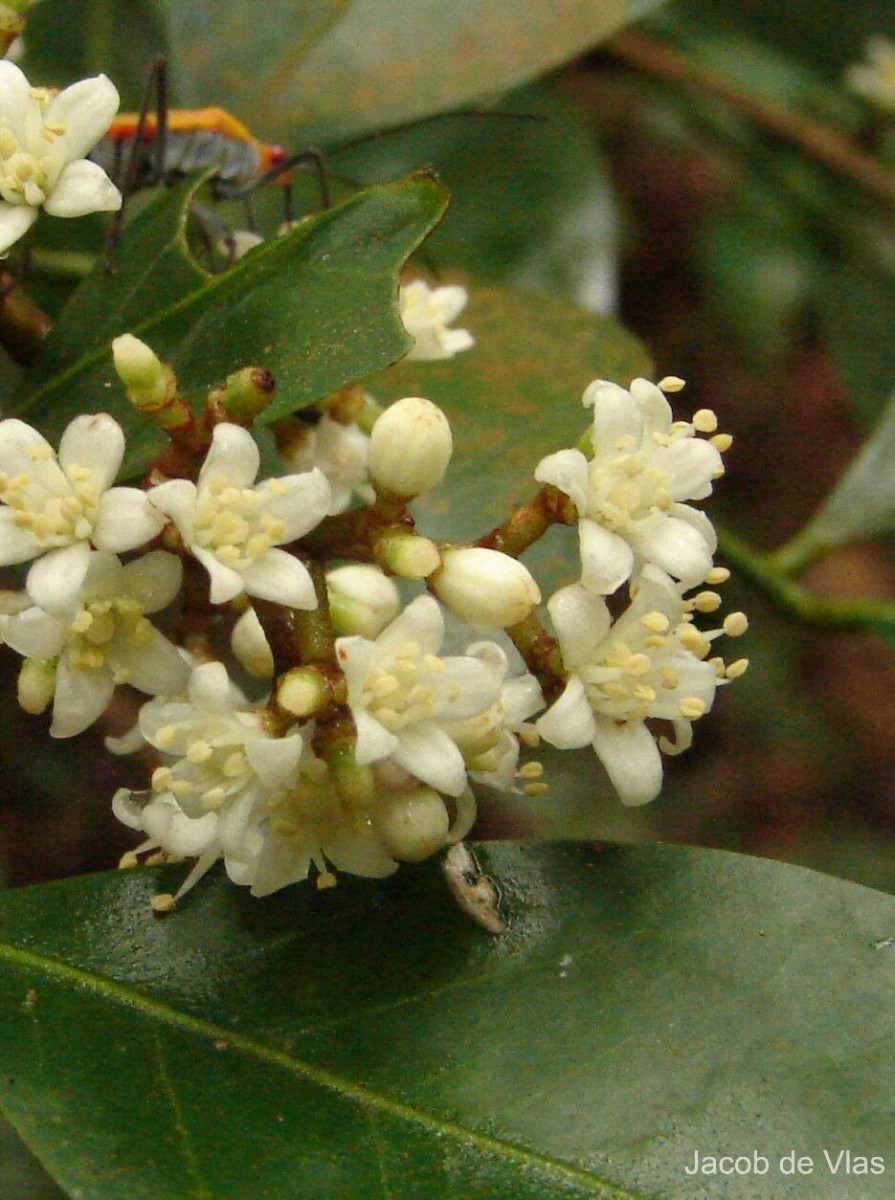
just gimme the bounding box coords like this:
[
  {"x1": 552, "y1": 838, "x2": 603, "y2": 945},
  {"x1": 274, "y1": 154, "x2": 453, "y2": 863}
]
[
  {"x1": 399, "y1": 279, "x2": 474, "y2": 361},
  {"x1": 225, "y1": 749, "x2": 401, "y2": 897},
  {"x1": 335, "y1": 594, "x2": 504, "y2": 797},
  {"x1": 536, "y1": 566, "x2": 726, "y2": 806},
  {"x1": 279, "y1": 412, "x2": 374, "y2": 514},
  {"x1": 442, "y1": 640, "x2": 544, "y2": 793},
  {"x1": 149, "y1": 422, "x2": 331, "y2": 607},
  {"x1": 230, "y1": 606, "x2": 275, "y2": 678},
  {"x1": 845, "y1": 36, "x2": 895, "y2": 112},
  {"x1": 535, "y1": 377, "x2": 725, "y2": 594},
  {"x1": 0, "y1": 413, "x2": 165, "y2": 612},
  {"x1": 113, "y1": 660, "x2": 306, "y2": 898},
  {"x1": 3, "y1": 549, "x2": 188, "y2": 737},
  {"x1": 0, "y1": 62, "x2": 121, "y2": 254}
]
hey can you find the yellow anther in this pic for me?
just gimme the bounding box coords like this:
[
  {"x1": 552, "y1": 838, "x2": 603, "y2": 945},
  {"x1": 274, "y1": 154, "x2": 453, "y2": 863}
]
[
  {"x1": 118, "y1": 851, "x2": 139, "y2": 870},
  {"x1": 423, "y1": 654, "x2": 444, "y2": 672},
  {"x1": 693, "y1": 591, "x2": 722, "y2": 613},
  {"x1": 641, "y1": 611, "x2": 670, "y2": 634},
  {"x1": 705, "y1": 566, "x2": 730, "y2": 585},
  {"x1": 151, "y1": 766, "x2": 173, "y2": 791},
  {"x1": 658, "y1": 375, "x2": 686, "y2": 392},
  {"x1": 151, "y1": 893, "x2": 176, "y2": 913},
  {"x1": 519, "y1": 761, "x2": 544, "y2": 780},
  {"x1": 186, "y1": 739, "x2": 213, "y2": 763},
  {"x1": 680, "y1": 696, "x2": 707, "y2": 719},
  {"x1": 633, "y1": 684, "x2": 656, "y2": 703},
  {"x1": 524, "y1": 781, "x2": 549, "y2": 797},
  {"x1": 519, "y1": 727, "x2": 540, "y2": 748},
  {"x1": 723, "y1": 612, "x2": 749, "y2": 637},
  {"x1": 726, "y1": 658, "x2": 749, "y2": 679},
  {"x1": 710, "y1": 433, "x2": 733, "y2": 452},
  {"x1": 692, "y1": 409, "x2": 718, "y2": 433},
  {"x1": 660, "y1": 666, "x2": 679, "y2": 689},
  {"x1": 626, "y1": 653, "x2": 652, "y2": 676}
]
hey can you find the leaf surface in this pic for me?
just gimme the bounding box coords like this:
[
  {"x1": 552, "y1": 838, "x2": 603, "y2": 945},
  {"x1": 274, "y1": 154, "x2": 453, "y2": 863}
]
[{"x1": 0, "y1": 844, "x2": 893, "y2": 1199}]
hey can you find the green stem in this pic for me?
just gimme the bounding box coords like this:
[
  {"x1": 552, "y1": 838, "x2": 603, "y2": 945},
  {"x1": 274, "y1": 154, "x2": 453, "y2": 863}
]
[{"x1": 718, "y1": 523, "x2": 895, "y2": 630}]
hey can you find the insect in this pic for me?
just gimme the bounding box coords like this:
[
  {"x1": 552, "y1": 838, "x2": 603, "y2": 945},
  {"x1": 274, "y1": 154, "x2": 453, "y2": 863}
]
[
  {"x1": 441, "y1": 842, "x2": 507, "y2": 935},
  {"x1": 90, "y1": 105, "x2": 295, "y2": 200}
]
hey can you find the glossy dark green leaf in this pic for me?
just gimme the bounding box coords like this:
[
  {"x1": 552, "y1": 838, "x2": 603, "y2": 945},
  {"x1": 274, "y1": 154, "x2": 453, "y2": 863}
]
[
  {"x1": 10, "y1": 172, "x2": 448, "y2": 479},
  {"x1": 329, "y1": 84, "x2": 617, "y2": 295},
  {"x1": 371, "y1": 283, "x2": 652, "y2": 592},
  {"x1": 156, "y1": 0, "x2": 669, "y2": 145},
  {"x1": 1, "y1": 844, "x2": 894, "y2": 1199}
]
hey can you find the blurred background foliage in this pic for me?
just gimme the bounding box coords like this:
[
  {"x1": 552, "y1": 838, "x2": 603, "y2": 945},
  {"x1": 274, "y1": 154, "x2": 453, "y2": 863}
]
[
  {"x1": 5, "y1": 0, "x2": 895, "y2": 1193},
  {"x1": 4, "y1": 0, "x2": 895, "y2": 928}
]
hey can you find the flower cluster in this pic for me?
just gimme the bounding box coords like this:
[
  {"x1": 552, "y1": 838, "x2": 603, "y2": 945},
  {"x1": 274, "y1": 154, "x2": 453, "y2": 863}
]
[
  {"x1": 0, "y1": 307, "x2": 745, "y2": 905},
  {"x1": 531, "y1": 375, "x2": 745, "y2": 805}
]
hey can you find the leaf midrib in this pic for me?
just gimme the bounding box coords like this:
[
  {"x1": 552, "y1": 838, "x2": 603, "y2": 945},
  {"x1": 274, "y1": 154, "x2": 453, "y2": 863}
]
[{"x1": 0, "y1": 938, "x2": 647, "y2": 1199}]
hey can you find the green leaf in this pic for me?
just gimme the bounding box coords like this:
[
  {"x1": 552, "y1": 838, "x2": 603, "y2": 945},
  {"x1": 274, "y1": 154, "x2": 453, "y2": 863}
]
[
  {"x1": 156, "y1": 0, "x2": 670, "y2": 145},
  {"x1": 9, "y1": 172, "x2": 448, "y2": 479},
  {"x1": 1, "y1": 844, "x2": 894, "y2": 1199},
  {"x1": 331, "y1": 84, "x2": 618, "y2": 296},
  {"x1": 370, "y1": 283, "x2": 652, "y2": 593}
]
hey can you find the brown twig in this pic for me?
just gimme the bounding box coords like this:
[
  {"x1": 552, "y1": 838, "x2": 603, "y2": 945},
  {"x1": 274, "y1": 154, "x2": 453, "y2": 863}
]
[{"x1": 606, "y1": 28, "x2": 895, "y2": 208}]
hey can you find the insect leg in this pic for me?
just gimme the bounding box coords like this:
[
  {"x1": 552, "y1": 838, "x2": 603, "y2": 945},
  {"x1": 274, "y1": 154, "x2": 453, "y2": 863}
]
[{"x1": 105, "y1": 56, "x2": 168, "y2": 272}]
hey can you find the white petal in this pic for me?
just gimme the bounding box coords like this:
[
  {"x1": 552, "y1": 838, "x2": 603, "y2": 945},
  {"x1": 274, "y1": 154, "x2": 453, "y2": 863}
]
[
  {"x1": 50, "y1": 656, "x2": 114, "y2": 737},
  {"x1": 57, "y1": 413, "x2": 124, "y2": 489},
  {"x1": 3, "y1": 606, "x2": 67, "y2": 660},
  {"x1": 245, "y1": 733, "x2": 303, "y2": 789},
  {"x1": 585, "y1": 380, "x2": 647, "y2": 447},
  {"x1": 147, "y1": 478, "x2": 197, "y2": 541},
  {"x1": 394, "y1": 722, "x2": 468, "y2": 796},
  {"x1": 630, "y1": 512, "x2": 713, "y2": 588},
  {"x1": 94, "y1": 487, "x2": 164, "y2": 551},
  {"x1": 44, "y1": 74, "x2": 120, "y2": 161},
  {"x1": 534, "y1": 447, "x2": 589, "y2": 512},
  {"x1": 199, "y1": 423, "x2": 259, "y2": 492},
  {"x1": 0, "y1": 202, "x2": 37, "y2": 254},
  {"x1": 26, "y1": 542, "x2": 91, "y2": 615},
  {"x1": 240, "y1": 548, "x2": 317, "y2": 608},
  {"x1": 119, "y1": 550, "x2": 183, "y2": 613},
  {"x1": 590, "y1": 718, "x2": 663, "y2": 806},
  {"x1": 0, "y1": 62, "x2": 32, "y2": 140},
  {"x1": 324, "y1": 827, "x2": 398, "y2": 879},
  {"x1": 664, "y1": 438, "x2": 722, "y2": 500},
  {"x1": 536, "y1": 675, "x2": 596, "y2": 749},
  {"x1": 114, "y1": 630, "x2": 190, "y2": 696},
  {"x1": 377, "y1": 594, "x2": 443, "y2": 658},
  {"x1": 264, "y1": 468, "x2": 332, "y2": 541},
  {"x1": 188, "y1": 661, "x2": 232, "y2": 710},
  {"x1": 43, "y1": 159, "x2": 122, "y2": 217},
  {"x1": 578, "y1": 519, "x2": 634, "y2": 596},
  {"x1": 501, "y1": 674, "x2": 545, "y2": 724},
  {"x1": 193, "y1": 546, "x2": 245, "y2": 604},
  {"x1": 353, "y1": 706, "x2": 399, "y2": 765},
  {"x1": 0, "y1": 418, "x2": 64, "y2": 486},
  {"x1": 547, "y1": 583, "x2": 611, "y2": 668},
  {"x1": 0, "y1": 508, "x2": 45, "y2": 566}
]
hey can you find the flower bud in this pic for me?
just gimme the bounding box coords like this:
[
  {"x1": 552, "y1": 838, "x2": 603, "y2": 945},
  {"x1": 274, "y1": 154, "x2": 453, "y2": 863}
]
[
  {"x1": 327, "y1": 564, "x2": 401, "y2": 638},
  {"x1": 373, "y1": 785, "x2": 450, "y2": 862},
  {"x1": 206, "y1": 367, "x2": 276, "y2": 427},
  {"x1": 374, "y1": 530, "x2": 440, "y2": 580},
  {"x1": 431, "y1": 547, "x2": 541, "y2": 630},
  {"x1": 368, "y1": 397, "x2": 452, "y2": 498},
  {"x1": 18, "y1": 658, "x2": 55, "y2": 715},
  {"x1": 112, "y1": 334, "x2": 177, "y2": 411},
  {"x1": 277, "y1": 666, "x2": 328, "y2": 718}
]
